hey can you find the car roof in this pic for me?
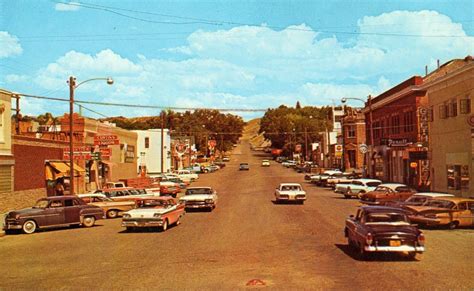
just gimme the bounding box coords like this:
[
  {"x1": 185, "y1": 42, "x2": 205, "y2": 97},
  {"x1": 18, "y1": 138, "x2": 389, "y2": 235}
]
[
  {"x1": 43, "y1": 195, "x2": 78, "y2": 200},
  {"x1": 378, "y1": 183, "x2": 407, "y2": 188},
  {"x1": 77, "y1": 193, "x2": 107, "y2": 198},
  {"x1": 280, "y1": 183, "x2": 302, "y2": 186},
  {"x1": 413, "y1": 192, "x2": 454, "y2": 197},
  {"x1": 429, "y1": 197, "x2": 474, "y2": 203},
  {"x1": 360, "y1": 206, "x2": 408, "y2": 213},
  {"x1": 187, "y1": 186, "x2": 212, "y2": 190},
  {"x1": 354, "y1": 179, "x2": 382, "y2": 183}
]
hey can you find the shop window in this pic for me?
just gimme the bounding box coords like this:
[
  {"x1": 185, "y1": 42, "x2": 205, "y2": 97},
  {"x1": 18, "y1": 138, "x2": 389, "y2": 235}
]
[
  {"x1": 145, "y1": 137, "x2": 150, "y2": 149},
  {"x1": 461, "y1": 165, "x2": 469, "y2": 190},
  {"x1": 460, "y1": 98, "x2": 471, "y2": 114},
  {"x1": 447, "y1": 165, "x2": 468, "y2": 191}
]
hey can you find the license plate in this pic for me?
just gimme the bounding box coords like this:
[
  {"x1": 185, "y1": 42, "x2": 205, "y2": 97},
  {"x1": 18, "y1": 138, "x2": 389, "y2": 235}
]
[{"x1": 389, "y1": 240, "x2": 401, "y2": 247}]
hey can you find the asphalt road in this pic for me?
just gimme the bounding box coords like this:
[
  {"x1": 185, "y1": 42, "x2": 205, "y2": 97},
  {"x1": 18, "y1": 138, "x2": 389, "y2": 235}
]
[{"x1": 1, "y1": 140, "x2": 474, "y2": 289}]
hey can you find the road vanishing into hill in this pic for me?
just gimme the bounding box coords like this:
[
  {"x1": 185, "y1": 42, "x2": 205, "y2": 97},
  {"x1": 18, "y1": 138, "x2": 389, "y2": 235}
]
[{"x1": 1, "y1": 140, "x2": 473, "y2": 289}]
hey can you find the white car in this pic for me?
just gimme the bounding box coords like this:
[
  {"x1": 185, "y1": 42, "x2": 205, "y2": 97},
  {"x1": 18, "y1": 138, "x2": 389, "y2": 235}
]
[
  {"x1": 311, "y1": 170, "x2": 342, "y2": 185},
  {"x1": 340, "y1": 179, "x2": 382, "y2": 198},
  {"x1": 174, "y1": 170, "x2": 199, "y2": 182},
  {"x1": 179, "y1": 187, "x2": 218, "y2": 211},
  {"x1": 274, "y1": 183, "x2": 306, "y2": 204},
  {"x1": 282, "y1": 160, "x2": 297, "y2": 168},
  {"x1": 261, "y1": 160, "x2": 270, "y2": 167}
]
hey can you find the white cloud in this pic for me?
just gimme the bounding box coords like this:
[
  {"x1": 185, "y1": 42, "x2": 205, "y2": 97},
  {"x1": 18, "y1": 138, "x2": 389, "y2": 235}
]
[
  {"x1": 5, "y1": 74, "x2": 29, "y2": 83},
  {"x1": 54, "y1": 2, "x2": 80, "y2": 11},
  {"x1": 0, "y1": 31, "x2": 22, "y2": 58}
]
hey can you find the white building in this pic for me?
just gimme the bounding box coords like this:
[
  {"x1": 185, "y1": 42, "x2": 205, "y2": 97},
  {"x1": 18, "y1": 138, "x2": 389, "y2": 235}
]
[{"x1": 134, "y1": 129, "x2": 172, "y2": 174}]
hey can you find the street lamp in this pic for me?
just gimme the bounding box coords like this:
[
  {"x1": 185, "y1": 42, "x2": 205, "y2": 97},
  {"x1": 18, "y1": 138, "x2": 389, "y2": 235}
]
[
  {"x1": 341, "y1": 96, "x2": 373, "y2": 177},
  {"x1": 68, "y1": 76, "x2": 113, "y2": 195}
]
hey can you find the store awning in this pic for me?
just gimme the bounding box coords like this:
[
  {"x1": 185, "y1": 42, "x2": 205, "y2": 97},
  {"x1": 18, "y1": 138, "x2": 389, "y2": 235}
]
[{"x1": 45, "y1": 161, "x2": 85, "y2": 180}]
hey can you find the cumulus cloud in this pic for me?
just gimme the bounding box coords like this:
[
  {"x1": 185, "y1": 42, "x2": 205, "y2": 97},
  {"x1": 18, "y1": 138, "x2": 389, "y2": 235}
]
[
  {"x1": 54, "y1": 1, "x2": 80, "y2": 11},
  {"x1": 0, "y1": 31, "x2": 22, "y2": 58},
  {"x1": 22, "y1": 10, "x2": 474, "y2": 118},
  {"x1": 5, "y1": 74, "x2": 29, "y2": 83}
]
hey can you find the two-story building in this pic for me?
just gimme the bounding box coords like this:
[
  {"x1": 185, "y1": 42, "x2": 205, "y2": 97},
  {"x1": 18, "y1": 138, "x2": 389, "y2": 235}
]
[
  {"x1": 134, "y1": 129, "x2": 172, "y2": 175},
  {"x1": 342, "y1": 107, "x2": 366, "y2": 174}
]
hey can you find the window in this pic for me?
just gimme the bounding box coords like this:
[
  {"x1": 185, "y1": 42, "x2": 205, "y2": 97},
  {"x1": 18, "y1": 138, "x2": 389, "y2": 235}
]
[
  {"x1": 428, "y1": 106, "x2": 434, "y2": 122},
  {"x1": 448, "y1": 99, "x2": 457, "y2": 117},
  {"x1": 460, "y1": 98, "x2": 471, "y2": 114},
  {"x1": 403, "y1": 111, "x2": 414, "y2": 132},
  {"x1": 347, "y1": 125, "x2": 355, "y2": 138},
  {"x1": 374, "y1": 122, "x2": 380, "y2": 138},
  {"x1": 391, "y1": 115, "x2": 400, "y2": 134},
  {"x1": 447, "y1": 165, "x2": 469, "y2": 191},
  {"x1": 145, "y1": 137, "x2": 150, "y2": 148},
  {"x1": 64, "y1": 199, "x2": 73, "y2": 207},
  {"x1": 439, "y1": 104, "x2": 447, "y2": 119}
]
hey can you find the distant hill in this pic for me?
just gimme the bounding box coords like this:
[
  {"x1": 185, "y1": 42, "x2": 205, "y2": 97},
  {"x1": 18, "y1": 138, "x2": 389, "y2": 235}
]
[{"x1": 243, "y1": 118, "x2": 271, "y2": 149}]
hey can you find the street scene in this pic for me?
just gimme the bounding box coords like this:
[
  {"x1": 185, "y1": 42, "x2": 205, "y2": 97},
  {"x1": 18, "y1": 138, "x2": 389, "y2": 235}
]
[{"x1": 1, "y1": 0, "x2": 474, "y2": 290}]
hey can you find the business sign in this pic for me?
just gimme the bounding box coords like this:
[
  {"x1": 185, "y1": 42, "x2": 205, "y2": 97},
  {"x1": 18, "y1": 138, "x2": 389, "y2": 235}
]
[
  {"x1": 99, "y1": 148, "x2": 111, "y2": 159},
  {"x1": 63, "y1": 146, "x2": 92, "y2": 160},
  {"x1": 335, "y1": 144, "x2": 343, "y2": 152},
  {"x1": 94, "y1": 135, "x2": 119, "y2": 146},
  {"x1": 359, "y1": 144, "x2": 368, "y2": 154}
]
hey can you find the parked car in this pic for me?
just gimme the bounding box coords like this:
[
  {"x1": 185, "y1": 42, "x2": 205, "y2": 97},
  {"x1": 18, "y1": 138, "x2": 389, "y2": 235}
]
[
  {"x1": 261, "y1": 160, "x2": 270, "y2": 167},
  {"x1": 274, "y1": 183, "x2": 306, "y2": 204},
  {"x1": 239, "y1": 163, "x2": 250, "y2": 171},
  {"x1": 384, "y1": 192, "x2": 454, "y2": 208},
  {"x1": 344, "y1": 206, "x2": 425, "y2": 260},
  {"x1": 174, "y1": 169, "x2": 199, "y2": 182},
  {"x1": 77, "y1": 194, "x2": 135, "y2": 218},
  {"x1": 282, "y1": 160, "x2": 297, "y2": 168},
  {"x1": 406, "y1": 197, "x2": 474, "y2": 229},
  {"x1": 359, "y1": 183, "x2": 417, "y2": 205},
  {"x1": 222, "y1": 156, "x2": 230, "y2": 162},
  {"x1": 310, "y1": 170, "x2": 342, "y2": 185},
  {"x1": 3, "y1": 196, "x2": 104, "y2": 234},
  {"x1": 326, "y1": 172, "x2": 360, "y2": 189},
  {"x1": 179, "y1": 187, "x2": 218, "y2": 211},
  {"x1": 99, "y1": 187, "x2": 155, "y2": 201},
  {"x1": 122, "y1": 197, "x2": 185, "y2": 232},
  {"x1": 338, "y1": 179, "x2": 382, "y2": 198}
]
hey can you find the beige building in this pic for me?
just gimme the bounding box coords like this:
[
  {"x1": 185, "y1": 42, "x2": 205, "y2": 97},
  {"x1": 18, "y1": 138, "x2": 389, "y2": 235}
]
[
  {"x1": 0, "y1": 89, "x2": 15, "y2": 193},
  {"x1": 422, "y1": 56, "x2": 474, "y2": 196}
]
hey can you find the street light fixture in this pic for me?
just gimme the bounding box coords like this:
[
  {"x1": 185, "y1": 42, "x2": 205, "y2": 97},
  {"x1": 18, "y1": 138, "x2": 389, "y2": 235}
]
[
  {"x1": 341, "y1": 96, "x2": 373, "y2": 178},
  {"x1": 68, "y1": 76, "x2": 113, "y2": 195}
]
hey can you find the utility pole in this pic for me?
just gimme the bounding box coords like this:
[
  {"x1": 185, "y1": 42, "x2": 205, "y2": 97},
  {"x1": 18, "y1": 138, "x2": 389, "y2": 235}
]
[
  {"x1": 14, "y1": 95, "x2": 20, "y2": 135},
  {"x1": 368, "y1": 95, "x2": 374, "y2": 178},
  {"x1": 68, "y1": 76, "x2": 75, "y2": 195},
  {"x1": 304, "y1": 127, "x2": 308, "y2": 161},
  {"x1": 161, "y1": 111, "x2": 164, "y2": 174}
]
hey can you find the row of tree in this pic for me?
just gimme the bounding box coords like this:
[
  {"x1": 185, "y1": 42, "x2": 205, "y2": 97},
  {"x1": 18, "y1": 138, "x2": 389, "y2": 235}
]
[{"x1": 259, "y1": 103, "x2": 332, "y2": 156}]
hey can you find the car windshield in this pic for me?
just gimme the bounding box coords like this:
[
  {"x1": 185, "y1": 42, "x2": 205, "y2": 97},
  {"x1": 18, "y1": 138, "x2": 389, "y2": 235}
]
[
  {"x1": 424, "y1": 200, "x2": 455, "y2": 208},
  {"x1": 367, "y1": 182, "x2": 382, "y2": 187},
  {"x1": 186, "y1": 188, "x2": 213, "y2": 195},
  {"x1": 34, "y1": 199, "x2": 49, "y2": 208},
  {"x1": 138, "y1": 200, "x2": 168, "y2": 208},
  {"x1": 365, "y1": 213, "x2": 409, "y2": 225},
  {"x1": 281, "y1": 185, "x2": 301, "y2": 191}
]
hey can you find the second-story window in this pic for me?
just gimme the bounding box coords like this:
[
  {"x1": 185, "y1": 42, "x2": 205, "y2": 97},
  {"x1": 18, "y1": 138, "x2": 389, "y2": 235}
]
[
  {"x1": 403, "y1": 111, "x2": 414, "y2": 132},
  {"x1": 460, "y1": 98, "x2": 471, "y2": 114},
  {"x1": 347, "y1": 125, "x2": 355, "y2": 138},
  {"x1": 439, "y1": 104, "x2": 447, "y2": 119},
  {"x1": 145, "y1": 137, "x2": 150, "y2": 149},
  {"x1": 448, "y1": 99, "x2": 458, "y2": 117},
  {"x1": 391, "y1": 115, "x2": 400, "y2": 134}
]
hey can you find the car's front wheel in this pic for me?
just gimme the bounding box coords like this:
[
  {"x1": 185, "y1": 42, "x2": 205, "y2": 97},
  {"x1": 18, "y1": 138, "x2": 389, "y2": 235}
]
[
  {"x1": 448, "y1": 221, "x2": 459, "y2": 229},
  {"x1": 407, "y1": 252, "x2": 422, "y2": 261},
  {"x1": 161, "y1": 219, "x2": 168, "y2": 232},
  {"x1": 82, "y1": 216, "x2": 96, "y2": 228},
  {"x1": 22, "y1": 220, "x2": 37, "y2": 234}
]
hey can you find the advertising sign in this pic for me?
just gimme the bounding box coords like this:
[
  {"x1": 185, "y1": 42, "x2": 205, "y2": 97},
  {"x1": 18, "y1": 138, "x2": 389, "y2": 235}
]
[{"x1": 94, "y1": 135, "x2": 119, "y2": 146}]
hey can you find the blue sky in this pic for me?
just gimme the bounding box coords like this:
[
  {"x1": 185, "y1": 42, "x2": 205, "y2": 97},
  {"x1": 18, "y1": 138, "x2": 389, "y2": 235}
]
[{"x1": 1, "y1": 0, "x2": 473, "y2": 120}]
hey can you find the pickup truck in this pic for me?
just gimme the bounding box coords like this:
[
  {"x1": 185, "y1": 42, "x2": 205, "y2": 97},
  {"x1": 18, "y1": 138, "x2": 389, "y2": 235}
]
[{"x1": 274, "y1": 183, "x2": 306, "y2": 204}]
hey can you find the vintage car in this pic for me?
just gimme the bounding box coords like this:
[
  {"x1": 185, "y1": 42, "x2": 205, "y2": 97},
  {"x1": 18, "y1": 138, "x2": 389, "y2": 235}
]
[
  {"x1": 338, "y1": 179, "x2": 382, "y2": 198},
  {"x1": 122, "y1": 197, "x2": 185, "y2": 232},
  {"x1": 222, "y1": 156, "x2": 230, "y2": 162},
  {"x1": 239, "y1": 163, "x2": 250, "y2": 171},
  {"x1": 344, "y1": 206, "x2": 425, "y2": 260},
  {"x1": 100, "y1": 187, "x2": 156, "y2": 201},
  {"x1": 310, "y1": 170, "x2": 342, "y2": 186},
  {"x1": 274, "y1": 183, "x2": 306, "y2": 204},
  {"x1": 387, "y1": 192, "x2": 455, "y2": 209},
  {"x1": 179, "y1": 187, "x2": 218, "y2": 211},
  {"x1": 3, "y1": 196, "x2": 104, "y2": 234},
  {"x1": 261, "y1": 160, "x2": 271, "y2": 167},
  {"x1": 406, "y1": 197, "x2": 474, "y2": 229},
  {"x1": 326, "y1": 172, "x2": 359, "y2": 189},
  {"x1": 174, "y1": 169, "x2": 199, "y2": 182},
  {"x1": 281, "y1": 160, "x2": 297, "y2": 168},
  {"x1": 77, "y1": 194, "x2": 135, "y2": 218},
  {"x1": 359, "y1": 183, "x2": 417, "y2": 205}
]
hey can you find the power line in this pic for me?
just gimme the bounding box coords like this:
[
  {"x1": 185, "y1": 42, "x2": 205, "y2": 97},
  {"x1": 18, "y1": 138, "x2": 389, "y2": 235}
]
[{"x1": 50, "y1": 0, "x2": 473, "y2": 38}]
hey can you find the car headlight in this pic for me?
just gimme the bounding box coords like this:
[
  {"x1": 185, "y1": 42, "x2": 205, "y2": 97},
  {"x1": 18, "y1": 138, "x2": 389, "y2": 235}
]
[
  {"x1": 205, "y1": 199, "x2": 213, "y2": 203},
  {"x1": 123, "y1": 214, "x2": 131, "y2": 218},
  {"x1": 153, "y1": 213, "x2": 162, "y2": 218}
]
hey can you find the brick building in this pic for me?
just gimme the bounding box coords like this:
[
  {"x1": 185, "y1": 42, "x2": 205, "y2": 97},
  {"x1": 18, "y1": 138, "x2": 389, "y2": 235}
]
[
  {"x1": 363, "y1": 76, "x2": 429, "y2": 189},
  {"x1": 342, "y1": 107, "x2": 366, "y2": 174}
]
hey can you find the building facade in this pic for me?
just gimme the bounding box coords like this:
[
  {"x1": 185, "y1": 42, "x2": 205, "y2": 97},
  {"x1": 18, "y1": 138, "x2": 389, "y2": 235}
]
[
  {"x1": 342, "y1": 107, "x2": 366, "y2": 174},
  {"x1": 134, "y1": 129, "x2": 171, "y2": 175},
  {"x1": 0, "y1": 89, "x2": 15, "y2": 193},
  {"x1": 422, "y1": 56, "x2": 474, "y2": 196}
]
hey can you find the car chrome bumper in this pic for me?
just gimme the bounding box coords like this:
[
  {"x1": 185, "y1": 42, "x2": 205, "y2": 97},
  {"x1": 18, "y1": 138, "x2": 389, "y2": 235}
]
[
  {"x1": 122, "y1": 219, "x2": 163, "y2": 228},
  {"x1": 364, "y1": 245, "x2": 425, "y2": 253},
  {"x1": 276, "y1": 196, "x2": 306, "y2": 201},
  {"x1": 3, "y1": 223, "x2": 22, "y2": 230},
  {"x1": 185, "y1": 203, "x2": 213, "y2": 208}
]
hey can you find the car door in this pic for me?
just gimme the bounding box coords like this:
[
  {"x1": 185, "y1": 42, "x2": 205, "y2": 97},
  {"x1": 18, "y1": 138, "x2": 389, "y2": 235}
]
[
  {"x1": 64, "y1": 198, "x2": 81, "y2": 224},
  {"x1": 45, "y1": 199, "x2": 65, "y2": 226},
  {"x1": 467, "y1": 202, "x2": 474, "y2": 226}
]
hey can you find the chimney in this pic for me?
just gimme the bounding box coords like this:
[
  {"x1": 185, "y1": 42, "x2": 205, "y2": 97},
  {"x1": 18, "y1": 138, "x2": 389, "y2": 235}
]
[
  {"x1": 437, "y1": 59, "x2": 440, "y2": 69},
  {"x1": 425, "y1": 65, "x2": 428, "y2": 76}
]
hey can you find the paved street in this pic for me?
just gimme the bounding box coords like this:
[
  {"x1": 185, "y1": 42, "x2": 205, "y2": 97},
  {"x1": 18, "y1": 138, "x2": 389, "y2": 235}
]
[{"x1": 1, "y1": 140, "x2": 473, "y2": 289}]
